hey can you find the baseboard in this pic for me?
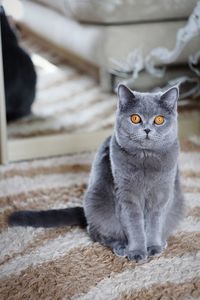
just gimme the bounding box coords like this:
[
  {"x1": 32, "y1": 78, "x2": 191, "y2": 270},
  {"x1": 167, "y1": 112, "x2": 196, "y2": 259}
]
[{"x1": 8, "y1": 129, "x2": 112, "y2": 162}]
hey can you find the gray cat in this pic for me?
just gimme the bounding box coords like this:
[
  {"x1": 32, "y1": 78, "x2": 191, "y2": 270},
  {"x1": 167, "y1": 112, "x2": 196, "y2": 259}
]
[{"x1": 8, "y1": 84, "x2": 184, "y2": 262}]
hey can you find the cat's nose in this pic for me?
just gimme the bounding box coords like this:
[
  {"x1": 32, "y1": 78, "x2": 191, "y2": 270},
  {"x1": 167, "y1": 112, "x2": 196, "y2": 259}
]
[{"x1": 144, "y1": 128, "x2": 151, "y2": 134}]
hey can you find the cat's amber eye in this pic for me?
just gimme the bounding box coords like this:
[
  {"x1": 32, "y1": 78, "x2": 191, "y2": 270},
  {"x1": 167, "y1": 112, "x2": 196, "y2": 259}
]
[
  {"x1": 131, "y1": 114, "x2": 141, "y2": 124},
  {"x1": 154, "y1": 115, "x2": 165, "y2": 125}
]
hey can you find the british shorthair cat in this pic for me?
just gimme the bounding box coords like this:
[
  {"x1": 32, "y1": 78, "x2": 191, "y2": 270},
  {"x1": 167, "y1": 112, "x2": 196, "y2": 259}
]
[{"x1": 9, "y1": 84, "x2": 184, "y2": 262}]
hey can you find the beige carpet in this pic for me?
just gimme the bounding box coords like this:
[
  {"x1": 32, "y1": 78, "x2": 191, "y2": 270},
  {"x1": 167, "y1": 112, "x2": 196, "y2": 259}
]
[
  {"x1": 0, "y1": 136, "x2": 200, "y2": 300},
  {"x1": 7, "y1": 31, "x2": 116, "y2": 139}
]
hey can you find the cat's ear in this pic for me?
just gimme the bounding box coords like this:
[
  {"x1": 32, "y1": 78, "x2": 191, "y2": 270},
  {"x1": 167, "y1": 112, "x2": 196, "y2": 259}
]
[
  {"x1": 0, "y1": 6, "x2": 5, "y2": 15},
  {"x1": 117, "y1": 84, "x2": 135, "y2": 109},
  {"x1": 160, "y1": 86, "x2": 179, "y2": 111}
]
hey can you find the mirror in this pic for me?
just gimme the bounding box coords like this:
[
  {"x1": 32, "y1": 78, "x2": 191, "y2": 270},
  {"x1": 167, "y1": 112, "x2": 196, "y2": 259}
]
[
  {"x1": 1, "y1": 0, "x2": 114, "y2": 162},
  {"x1": 1, "y1": 0, "x2": 200, "y2": 163}
]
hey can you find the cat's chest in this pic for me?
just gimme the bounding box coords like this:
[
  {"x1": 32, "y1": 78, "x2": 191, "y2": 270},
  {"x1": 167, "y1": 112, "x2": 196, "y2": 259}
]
[
  {"x1": 125, "y1": 151, "x2": 161, "y2": 171},
  {"x1": 129, "y1": 159, "x2": 161, "y2": 188},
  {"x1": 113, "y1": 151, "x2": 169, "y2": 188}
]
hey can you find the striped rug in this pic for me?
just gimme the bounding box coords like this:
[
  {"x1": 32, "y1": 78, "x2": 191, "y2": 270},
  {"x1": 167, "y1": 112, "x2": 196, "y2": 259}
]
[
  {"x1": 7, "y1": 31, "x2": 116, "y2": 139},
  {"x1": 0, "y1": 136, "x2": 200, "y2": 300}
]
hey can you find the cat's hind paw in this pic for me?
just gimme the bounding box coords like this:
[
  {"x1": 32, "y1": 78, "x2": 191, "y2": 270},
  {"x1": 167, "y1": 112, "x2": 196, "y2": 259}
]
[{"x1": 113, "y1": 244, "x2": 127, "y2": 257}]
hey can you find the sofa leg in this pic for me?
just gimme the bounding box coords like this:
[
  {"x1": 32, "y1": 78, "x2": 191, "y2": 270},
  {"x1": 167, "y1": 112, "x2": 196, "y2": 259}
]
[{"x1": 99, "y1": 68, "x2": 113, "y2": 92}]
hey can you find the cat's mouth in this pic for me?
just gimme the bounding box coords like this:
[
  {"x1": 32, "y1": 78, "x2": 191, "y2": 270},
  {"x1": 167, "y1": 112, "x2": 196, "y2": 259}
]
[{"x1": 139, "y1": 137, "x2": 152, "y2": 148}]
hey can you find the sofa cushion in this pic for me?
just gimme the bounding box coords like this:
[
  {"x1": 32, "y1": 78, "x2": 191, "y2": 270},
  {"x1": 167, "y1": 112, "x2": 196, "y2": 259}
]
[
  {"x1": 19, "y1": 0, "x2": 104, "y2": 66},
  {"x1": 18, "y1": 0, "x2": 200, "y2": 69},
  {"x1": 35, "y1": 0, "x2": 198, "y2": 24},
  {"x1": 35, "y1": 0, "x2": 72, "y2": 18}
]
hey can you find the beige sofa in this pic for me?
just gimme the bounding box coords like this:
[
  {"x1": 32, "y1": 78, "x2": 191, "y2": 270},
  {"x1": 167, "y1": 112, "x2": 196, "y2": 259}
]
[{"x1": 7, "y1": 0, "x2": 200, "y2": 90}]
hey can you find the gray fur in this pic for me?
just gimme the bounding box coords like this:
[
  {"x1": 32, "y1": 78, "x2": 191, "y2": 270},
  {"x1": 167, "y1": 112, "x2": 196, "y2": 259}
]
[
  {"x1": 84, "y1": 84, "x2": 184, "y2": 261},
  {"x1": 8, "y1": 84, "x2": 184, "y2": 262}
]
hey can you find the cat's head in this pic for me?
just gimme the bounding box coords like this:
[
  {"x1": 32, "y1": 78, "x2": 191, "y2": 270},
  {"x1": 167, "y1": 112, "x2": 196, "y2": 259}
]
[
  {"x1": 0, "y1": 6, "x2": 17, "y2": 45},
  {"x1": 115, "y1": 84, "x2": 179, "y2": 152}
]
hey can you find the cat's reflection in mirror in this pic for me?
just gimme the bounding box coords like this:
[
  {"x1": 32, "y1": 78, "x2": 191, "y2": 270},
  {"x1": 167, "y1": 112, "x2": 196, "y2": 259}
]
[{"x1": 1, "y1": 6, "x2": 36, "y2": 122}]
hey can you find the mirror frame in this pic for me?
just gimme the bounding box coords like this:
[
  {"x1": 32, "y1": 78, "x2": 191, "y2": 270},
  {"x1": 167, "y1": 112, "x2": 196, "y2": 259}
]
[{"x1": 0, "y1": 20, "x2": 7, "y2": 164}]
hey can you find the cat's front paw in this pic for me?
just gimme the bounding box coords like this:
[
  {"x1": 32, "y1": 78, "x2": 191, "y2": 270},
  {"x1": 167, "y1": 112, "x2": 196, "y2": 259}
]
[
  {"x1": 127, "y1": 250, "x2": 147, "y2": 262},
  {"x1": 147, "y1": 245, "x2": 163, "y2": 257}
]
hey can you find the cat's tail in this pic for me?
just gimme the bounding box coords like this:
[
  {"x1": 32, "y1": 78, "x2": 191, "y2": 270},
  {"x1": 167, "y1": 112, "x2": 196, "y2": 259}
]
[{"x1": 8, "y1": 207, "x2": 87, "y2": 228}]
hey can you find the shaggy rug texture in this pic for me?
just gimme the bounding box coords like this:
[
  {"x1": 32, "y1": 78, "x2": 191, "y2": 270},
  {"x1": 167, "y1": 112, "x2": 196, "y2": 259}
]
[{"x1": 0, "y1": 136, "x2": 200, "y2": 300}]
